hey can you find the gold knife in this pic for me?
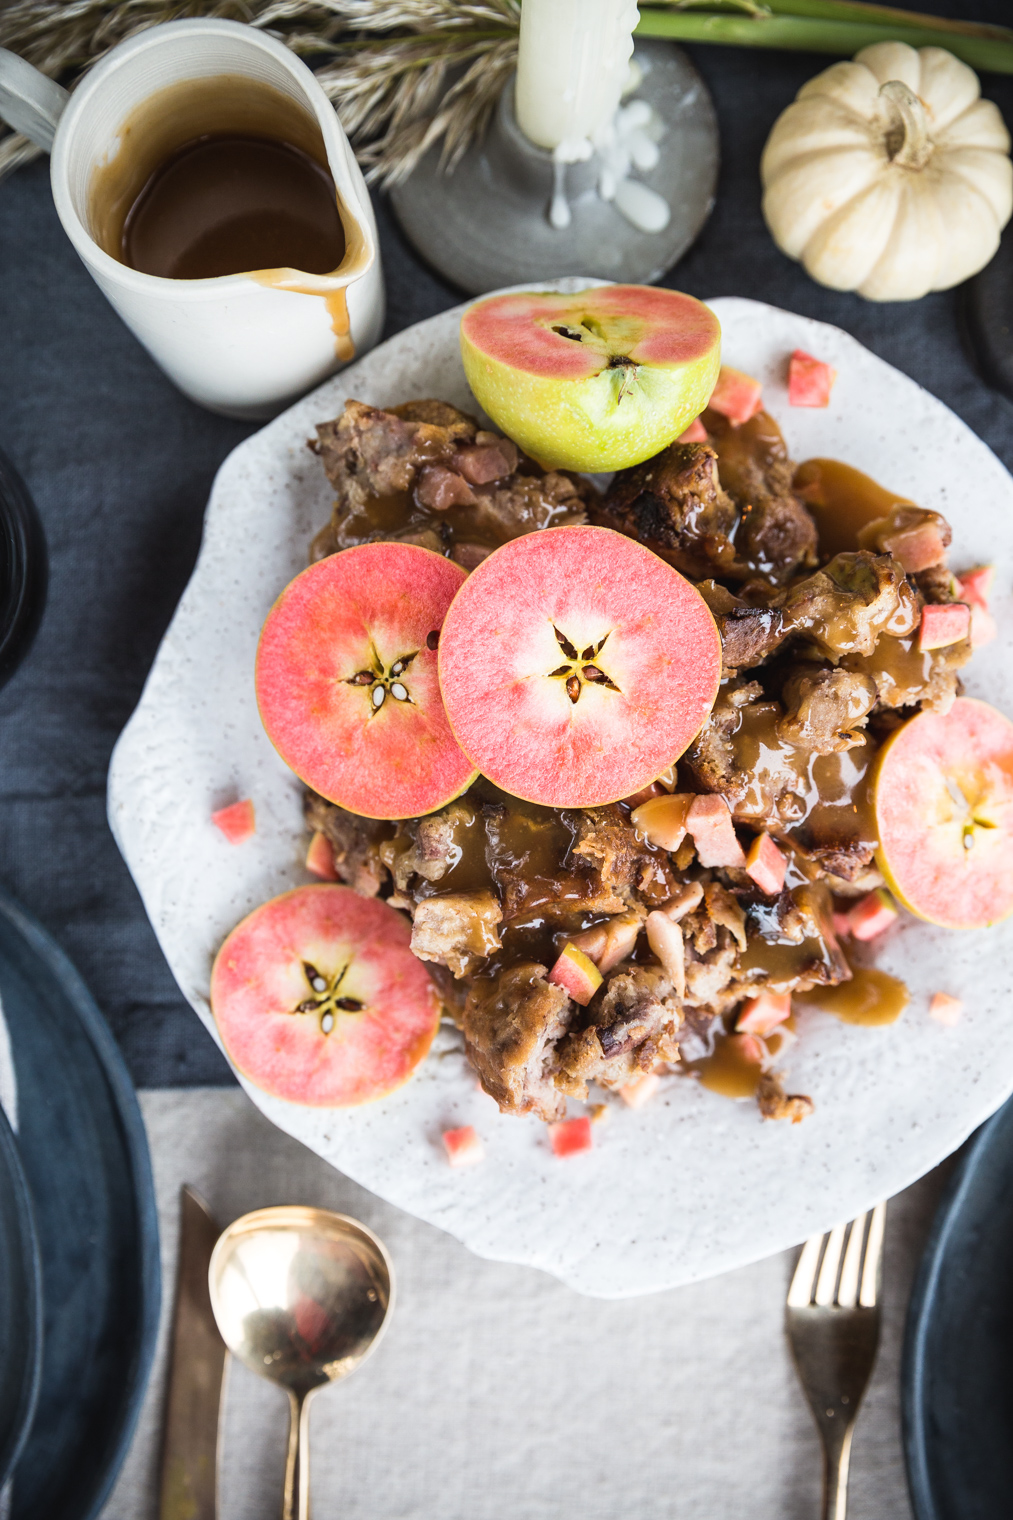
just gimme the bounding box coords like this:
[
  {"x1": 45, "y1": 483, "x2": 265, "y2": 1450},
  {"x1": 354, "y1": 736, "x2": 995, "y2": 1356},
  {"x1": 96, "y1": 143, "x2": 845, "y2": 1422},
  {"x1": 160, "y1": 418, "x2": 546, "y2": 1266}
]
[{"x1": 158, "y1": 1185, "x2": 227, "y2": 1520}]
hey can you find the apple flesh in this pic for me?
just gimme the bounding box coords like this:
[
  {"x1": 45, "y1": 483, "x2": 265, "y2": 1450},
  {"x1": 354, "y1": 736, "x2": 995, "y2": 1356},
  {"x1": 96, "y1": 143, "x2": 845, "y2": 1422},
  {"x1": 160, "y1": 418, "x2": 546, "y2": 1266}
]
[
  {"x1": 305, "y1": 829, "x2": 338, "y2": 880},
  {"x1": 846, "y1": 888, "x2": 898, "y2": 941},
  {"x1": 788, "y1": 350, "x2": 836, "y2": 408},
  {"x1": 744, "y1": 832, "x2": 787, "y2": 896},
  {"x1": 631, "y1": 793, "x2": 692, "y2": 851},
  {"x1": 442, "y1": 1126, "x2": 485, "y2": 1167},
  {"x1": 918, "y1": 602, "x2": 970, "y2": 651},
  {"x1": 437, "y1": 526, "x2": 722, "y2": 809},
  {"x1": 210, "y1": 884, "x2": 440, "y2": 1106},
  {"x1": 548, "y1": 1116, "x2": 594, "y2": 1157},
  {"x1": 686, "y1": 794, "x2": 746, "y2": 868},
  {"x1": 459, "y1": 285, "x2": 721, "y2": 472},
  {"x1": 736, "y1": 991, "x2": 791, "y2": 1038},
  {"x1": 547, "y1": 943, "x2": 603, "y2": 1006},
  {"x1": 957, "y1": 566, "x2": 997, "y2": 648},
  {"x1": 211, "y1": 798, "x2": 255, "y2": 844},
  {"x1": 871, "y1": 697, "x2": 1013, "y2": 929},
  {"x1": 619, "y1": 1072, "x2": 661, "y2": 1108},
  {"x1": 706, "y1": 366, "x2": 763, "y2": 426},
  {"x1": 256, "y1": 542, "x2": 477, "y2": 820}
]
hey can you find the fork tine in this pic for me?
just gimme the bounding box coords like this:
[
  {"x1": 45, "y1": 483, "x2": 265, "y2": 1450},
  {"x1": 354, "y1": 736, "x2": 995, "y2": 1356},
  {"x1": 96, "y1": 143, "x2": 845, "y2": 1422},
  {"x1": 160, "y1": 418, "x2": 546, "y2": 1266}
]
[
  {"x1": 859, "y1": 1200, "x2": 887, "y2": 1307},
  {"x1": 787, "y1": 1229, "x2": 825, "y2": 1307},
  {"x1": 836, "y1": 1211, "x2": 868, "y2": 1308},
  {"x1": 814, "y1": 1222, "x2": 846, "y2": 1306}
]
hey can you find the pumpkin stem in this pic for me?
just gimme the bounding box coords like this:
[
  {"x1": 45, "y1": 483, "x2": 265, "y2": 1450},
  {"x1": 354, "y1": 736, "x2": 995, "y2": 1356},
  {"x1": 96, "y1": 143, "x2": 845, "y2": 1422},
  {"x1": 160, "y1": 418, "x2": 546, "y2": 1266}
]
[{"x1": 880, "y1": 80, "x2": 932, "y2": 172}]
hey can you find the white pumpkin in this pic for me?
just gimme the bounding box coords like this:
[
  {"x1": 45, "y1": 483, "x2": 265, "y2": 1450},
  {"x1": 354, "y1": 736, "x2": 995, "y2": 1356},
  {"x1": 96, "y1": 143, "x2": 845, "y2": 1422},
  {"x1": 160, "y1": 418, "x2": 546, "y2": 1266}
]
[{"x1": 760, "y1": 42, "x2": 1013, "y2": 301}]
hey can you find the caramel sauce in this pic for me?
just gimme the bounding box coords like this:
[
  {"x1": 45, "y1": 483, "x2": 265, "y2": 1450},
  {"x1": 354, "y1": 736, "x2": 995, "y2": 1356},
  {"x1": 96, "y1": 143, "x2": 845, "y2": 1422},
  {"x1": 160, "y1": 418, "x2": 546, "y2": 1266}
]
[
  {"x1": 725, "y1": 703, "x2": 878, "y2": 857},
  {"x1": 122, "y1": 134, "x2": 345, "y2": 280},
  {"x1": 842, "y1": 633, "x2": 936, "y2": 710},
  {"x1": 688, "y1": 1017, "x2": 794, "y2": 1097},
  {"x1": 693, "y1": 1033, "x2": 764, "y2": 1097},
  {"x1": 796, "y1": 966, "x2": 909, "y2": 1025},
  {"x1": 793, "y1": 458, "x2": 914, "y2": 559}
]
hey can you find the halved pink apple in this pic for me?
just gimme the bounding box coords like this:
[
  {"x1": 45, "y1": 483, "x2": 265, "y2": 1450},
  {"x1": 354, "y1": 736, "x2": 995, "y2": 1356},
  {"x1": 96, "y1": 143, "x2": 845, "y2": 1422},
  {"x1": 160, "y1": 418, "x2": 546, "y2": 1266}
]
[
  {"x1": 871, "y1": 697, "x2": 1013, "y2": 929},
  {"x1": 256, "y1": 543, "x2": 477, "y2": 820},
  {"x1": 210, "y1": 884, "x2": 440, "y2": 1106},
  {"x1": 437, "y1": 525, "x2": 722, "y2": 808},
  {"x1": 460, "y1": 285, "x2": 721, "y2": 472}
]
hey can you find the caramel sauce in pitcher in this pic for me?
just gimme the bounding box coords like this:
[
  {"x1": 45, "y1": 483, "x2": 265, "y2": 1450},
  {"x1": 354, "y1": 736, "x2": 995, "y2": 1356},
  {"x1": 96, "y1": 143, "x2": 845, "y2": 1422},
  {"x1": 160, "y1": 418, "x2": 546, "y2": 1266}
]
[
  {"x1": 89, "y1": 75, "x2": 367, "y2": 359},
  {"x1": 122, "y1": 134, "x2": 345, "y2": 280}
]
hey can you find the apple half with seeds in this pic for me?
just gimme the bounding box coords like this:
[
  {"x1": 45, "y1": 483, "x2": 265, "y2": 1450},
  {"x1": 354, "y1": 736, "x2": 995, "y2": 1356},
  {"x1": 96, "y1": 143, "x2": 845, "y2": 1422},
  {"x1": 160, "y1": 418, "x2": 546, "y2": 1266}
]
[
  {"x1": 256, "y1": 542, "x2": 477, "y2": 819},
  {"x1": 210, "y1": 885, "x2": 440, "y2": 1106},
  {"x1": 437, "y1": 525, "x2": 721, "y2": 809},
  {"x1": 460, "y1": 285, "x2": 721, "y2": 472},
  {"x1": 871, "y1": 697, "x2": 1013, "y2": 930}
]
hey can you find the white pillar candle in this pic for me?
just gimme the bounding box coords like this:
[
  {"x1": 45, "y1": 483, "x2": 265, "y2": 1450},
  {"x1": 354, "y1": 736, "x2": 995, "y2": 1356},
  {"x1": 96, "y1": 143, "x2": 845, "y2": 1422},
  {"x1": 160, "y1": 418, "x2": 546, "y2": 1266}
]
[{"x1": 515, "y1": 0, "x2": 640, "y2": 158}]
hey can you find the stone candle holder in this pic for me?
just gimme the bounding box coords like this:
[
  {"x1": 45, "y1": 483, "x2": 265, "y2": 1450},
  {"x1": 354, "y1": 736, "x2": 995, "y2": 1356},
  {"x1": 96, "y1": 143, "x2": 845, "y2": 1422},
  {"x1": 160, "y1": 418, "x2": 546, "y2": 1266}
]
[{"x1": 389, "y1": 41, "x2": 718, "y2": 296}]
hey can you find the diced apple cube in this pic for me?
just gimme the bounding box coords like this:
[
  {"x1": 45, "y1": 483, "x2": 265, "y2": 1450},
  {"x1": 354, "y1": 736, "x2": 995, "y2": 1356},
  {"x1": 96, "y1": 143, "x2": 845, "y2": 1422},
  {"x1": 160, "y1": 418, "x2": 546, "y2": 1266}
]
[
  {"x1": 968, "y1": 603, "x2": 997, "y2": 647},
  {"x1": 686, "y1": 794, "x2": 746, "y2": 867},
  {"x1": 919, "y1": 602, "x2": 970, "y2": 651},
  {"x1": 305, "y1": 829, "x2": 338, "y2": 880},
  {"x1": 745, "y1": 832, "x2": 787, "y2": 896},
  {"x1": 957, "y1": 565, "x2": 994, "y2": 606},
  {"x1": 678, "y1": 417, "x2": 708, "y2": 443},
  {"x1": 956, "y1": 567, "x2": 997, "y2": 647},
  {"x1": 645, "y1": 912, "x2": 685, "y2": 998},
  {"x1": 211, "y1": 798, "x2": 255, "y2": 844},
  {"x1": 547, "y1": 943, "x2": 603, "y2": 1006},
  {"x1": 736, "y1": 991, "x2": 791, "y2": 1038},
  {"x1": 788, "y1": 349, "x2": 836, "y2": 408},
  {"x1": 442, "y1": 1125, "x2": 485, "y2": 1167},
  {"x1": 929, "y1": 992, "x2": 962, "y2": 1026},
  {"x1": 882, "y1": 522, "x2": 948, "y2": 574},
  {"x1": 594, "y1": 911, "x2": 643, "y2": 974},
  {"x1": 707, "y1": 366, "x2": 763, "y2": 426},
  {"x1": 846, "y1": 888, "x2": 898, "y2": 941},
  {"x1": 619, "y1": 1072, "x2": 661, "y2": 1109},
  {"x1": 548, "y1": 1116, "x2": 593, "y2": 1157},
  {"x1": 631, "y1": 792, "x2": 693, "y2": 851}
]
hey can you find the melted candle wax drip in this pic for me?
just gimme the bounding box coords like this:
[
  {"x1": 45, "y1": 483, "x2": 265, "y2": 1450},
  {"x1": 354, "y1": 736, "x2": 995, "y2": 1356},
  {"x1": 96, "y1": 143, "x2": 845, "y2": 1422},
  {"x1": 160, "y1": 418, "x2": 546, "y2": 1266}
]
[{"x1": 549, "y1": 97, "x2": 670, "y2": 234}]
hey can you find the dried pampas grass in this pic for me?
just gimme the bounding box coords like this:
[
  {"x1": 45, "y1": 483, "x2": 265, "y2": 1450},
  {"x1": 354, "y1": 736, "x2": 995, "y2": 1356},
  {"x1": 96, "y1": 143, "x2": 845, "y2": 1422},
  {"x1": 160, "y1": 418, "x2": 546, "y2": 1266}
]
[{"x1": 0, "y1": 0, "x2": 520, "y2": 185}]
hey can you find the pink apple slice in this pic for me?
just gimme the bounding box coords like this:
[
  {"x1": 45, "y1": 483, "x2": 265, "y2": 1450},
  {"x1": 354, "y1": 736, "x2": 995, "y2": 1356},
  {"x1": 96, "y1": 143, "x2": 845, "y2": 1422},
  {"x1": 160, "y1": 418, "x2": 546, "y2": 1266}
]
[
  {"x1": 437, "y1": 525, "x2": 721, "y2": 809},
  {"x1": 871, "y1": 697, "x2": 1013, "y2": 929},
  {"x1": 256, "y1": 543, "x2": 477, "y2": 820},
  {"x1": 210, "y1": 884, "x2": 440, "y2": 1106}
]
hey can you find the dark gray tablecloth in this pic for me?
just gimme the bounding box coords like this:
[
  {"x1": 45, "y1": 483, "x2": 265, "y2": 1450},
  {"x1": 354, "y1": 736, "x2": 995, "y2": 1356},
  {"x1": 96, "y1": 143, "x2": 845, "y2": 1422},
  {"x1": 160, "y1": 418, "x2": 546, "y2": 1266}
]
[{"x1": 2, "y1": 9, "x2": 1012, "y2": 1087}]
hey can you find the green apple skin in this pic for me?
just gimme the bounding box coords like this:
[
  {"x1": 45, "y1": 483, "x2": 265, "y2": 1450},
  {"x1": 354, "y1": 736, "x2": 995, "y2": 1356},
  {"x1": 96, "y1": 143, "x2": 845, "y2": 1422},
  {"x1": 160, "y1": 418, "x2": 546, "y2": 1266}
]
[{"x1": 460, "y1": 285, "x2": 722, "y2": 473}]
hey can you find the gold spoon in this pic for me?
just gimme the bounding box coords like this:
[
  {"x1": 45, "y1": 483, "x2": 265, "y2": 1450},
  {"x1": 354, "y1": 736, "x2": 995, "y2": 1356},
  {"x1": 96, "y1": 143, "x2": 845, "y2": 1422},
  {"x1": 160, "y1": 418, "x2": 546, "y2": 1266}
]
[{"x1": 208, "y1": 1206, "x2": 394, "y2": 1520}]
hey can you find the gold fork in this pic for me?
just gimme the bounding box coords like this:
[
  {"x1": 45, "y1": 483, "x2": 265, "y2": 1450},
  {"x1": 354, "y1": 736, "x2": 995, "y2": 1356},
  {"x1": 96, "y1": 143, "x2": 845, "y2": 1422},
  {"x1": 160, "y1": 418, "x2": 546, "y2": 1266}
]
[{"x1": 786, "y1": 1202, "x2": 886, "y2": 1520}]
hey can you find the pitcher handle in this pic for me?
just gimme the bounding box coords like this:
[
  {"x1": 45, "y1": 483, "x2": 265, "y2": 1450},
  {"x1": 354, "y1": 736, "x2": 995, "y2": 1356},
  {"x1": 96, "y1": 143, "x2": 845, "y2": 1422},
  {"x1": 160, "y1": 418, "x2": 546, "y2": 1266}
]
[{"x1": 0, "y1": 48, "x2": 69, "y2": 152}]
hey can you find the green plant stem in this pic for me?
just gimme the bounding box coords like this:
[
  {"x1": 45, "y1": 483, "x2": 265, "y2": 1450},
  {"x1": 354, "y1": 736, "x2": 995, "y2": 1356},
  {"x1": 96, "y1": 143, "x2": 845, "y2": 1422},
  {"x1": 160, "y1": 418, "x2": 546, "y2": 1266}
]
[
  {"x1": 761, "y1": 0, "x2": 1013, "y2": 42},
  {"x1": 635, "y1": 8, "x2": 1013, "y2": 71}
]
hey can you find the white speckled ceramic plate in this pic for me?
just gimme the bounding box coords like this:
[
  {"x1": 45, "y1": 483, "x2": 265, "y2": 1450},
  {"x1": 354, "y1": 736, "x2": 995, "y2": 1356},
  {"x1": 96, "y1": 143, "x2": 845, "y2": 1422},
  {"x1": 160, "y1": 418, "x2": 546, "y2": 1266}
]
[{"x1": 109, "y1": 289, "x2": 1013, "y2": 1298}]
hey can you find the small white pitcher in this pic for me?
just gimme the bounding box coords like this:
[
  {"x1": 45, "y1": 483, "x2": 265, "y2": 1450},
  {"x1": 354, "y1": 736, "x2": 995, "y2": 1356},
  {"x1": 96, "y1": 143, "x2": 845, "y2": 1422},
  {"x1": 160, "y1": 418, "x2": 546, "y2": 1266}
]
[{"x1": 0, "y1": 20, "x2": 385, "y2": 418}]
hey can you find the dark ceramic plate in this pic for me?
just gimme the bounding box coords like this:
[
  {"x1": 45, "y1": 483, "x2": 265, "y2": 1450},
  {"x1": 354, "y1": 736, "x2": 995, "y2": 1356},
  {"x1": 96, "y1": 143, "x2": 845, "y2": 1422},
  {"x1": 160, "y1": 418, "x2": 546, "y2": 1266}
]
[
  {"x1": 0, "y1": 449, "x2": 46, "y2": 690},
  {"x1": 0, "y1": 886, "x2": 160, "y2": 1520},
  {"x1": 903, "y1": 1092, "x2": 1013, "y2": 1520},
  {"x1": 0, "y1": 1103, "x2": 42, "y2": 1489}
]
